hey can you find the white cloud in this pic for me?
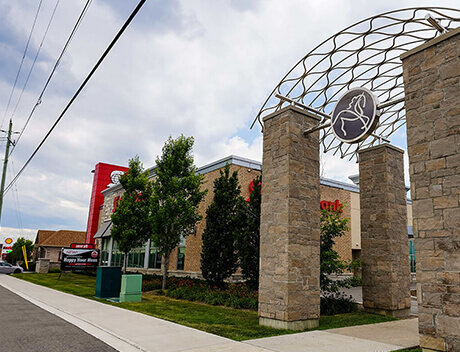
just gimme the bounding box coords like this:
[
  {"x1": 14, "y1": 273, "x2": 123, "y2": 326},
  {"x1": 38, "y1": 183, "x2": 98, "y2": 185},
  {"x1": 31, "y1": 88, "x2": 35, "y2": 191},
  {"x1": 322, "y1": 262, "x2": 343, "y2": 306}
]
[
  {"x1": 0, "y1": 0, "x2": 457, "y2": 233},
  {"x1": 321, "y1": 152, "x2": 359, "y2": 183},
  {"x1": 220, "y1": 136, "x2": 262, "y2": 162},
  {"x1": 0, "y1": 227, "x2": 37, "y2": 243}
]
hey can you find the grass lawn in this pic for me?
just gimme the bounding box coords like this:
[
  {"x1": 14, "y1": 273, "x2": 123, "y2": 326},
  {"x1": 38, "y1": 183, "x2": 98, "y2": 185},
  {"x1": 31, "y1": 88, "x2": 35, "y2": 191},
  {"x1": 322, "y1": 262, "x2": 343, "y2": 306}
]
[{"x1": 13, "y1": 272, "x2": 398, "y2": 341}]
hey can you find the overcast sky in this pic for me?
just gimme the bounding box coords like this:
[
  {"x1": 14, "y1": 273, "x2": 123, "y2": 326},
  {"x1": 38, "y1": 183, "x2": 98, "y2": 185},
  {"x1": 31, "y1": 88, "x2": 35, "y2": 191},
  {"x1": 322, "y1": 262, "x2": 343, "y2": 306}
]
[{"x1": 0, "y1": 0, "x2": 458, "y2": 241}]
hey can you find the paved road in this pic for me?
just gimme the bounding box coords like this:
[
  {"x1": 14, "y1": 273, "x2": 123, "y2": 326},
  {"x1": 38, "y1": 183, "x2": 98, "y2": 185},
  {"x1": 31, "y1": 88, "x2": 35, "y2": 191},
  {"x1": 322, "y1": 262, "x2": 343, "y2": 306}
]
[{"x1": 0, "y1": 284, "x2": 117, "y2": 352}]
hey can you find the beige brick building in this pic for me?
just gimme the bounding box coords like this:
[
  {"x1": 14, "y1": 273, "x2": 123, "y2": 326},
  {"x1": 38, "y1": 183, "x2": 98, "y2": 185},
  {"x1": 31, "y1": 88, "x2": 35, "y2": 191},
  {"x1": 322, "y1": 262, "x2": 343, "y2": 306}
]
[{"x1": 92, "y1": 155, "x2": 413, "y2": 279}]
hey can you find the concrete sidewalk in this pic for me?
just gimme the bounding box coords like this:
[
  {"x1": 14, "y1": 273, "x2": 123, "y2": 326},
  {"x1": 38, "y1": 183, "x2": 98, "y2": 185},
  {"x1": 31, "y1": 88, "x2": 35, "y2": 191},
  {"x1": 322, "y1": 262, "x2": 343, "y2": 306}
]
[{"x1": 0, "y1": 275, "x2": 419, "y2": 352}]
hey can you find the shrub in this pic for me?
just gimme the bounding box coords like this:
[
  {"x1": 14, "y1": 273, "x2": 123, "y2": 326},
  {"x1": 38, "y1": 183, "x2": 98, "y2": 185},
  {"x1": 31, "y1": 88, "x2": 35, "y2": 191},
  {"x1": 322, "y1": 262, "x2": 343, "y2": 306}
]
[
  {"x1": 321, "y1": 292, "x2": 358, "y2": 315},
  {"x1": 143, "y1": 275, "x2": 258, "y2": 310},
  {"x1": 343, "y1": 276, "x2": 362, "y2": 287},
  {"x1": 20, "y1": 262, "x2": 36, "y2": 272},
  {"x1": 73, "y1": 269, "x2": 96, "y2": 276},
  {"x1": 142, "y1": 280, "x2": 161, "y2": 292}
]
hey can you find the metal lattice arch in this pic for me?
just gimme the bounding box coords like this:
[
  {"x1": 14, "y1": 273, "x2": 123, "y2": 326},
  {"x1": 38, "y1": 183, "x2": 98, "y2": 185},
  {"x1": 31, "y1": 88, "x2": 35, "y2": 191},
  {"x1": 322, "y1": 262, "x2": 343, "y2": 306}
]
[{"x1": 252, "y1": 7, "x2": 460, "y2": 161}]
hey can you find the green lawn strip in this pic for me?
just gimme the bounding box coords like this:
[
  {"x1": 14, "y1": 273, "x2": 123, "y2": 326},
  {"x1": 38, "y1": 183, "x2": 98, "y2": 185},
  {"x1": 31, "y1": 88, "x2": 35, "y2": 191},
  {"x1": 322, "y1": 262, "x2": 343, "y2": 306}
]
[
  {"x1": 395, "y1": 349, "x2": 421, "y2": 352},
  {"x1": 13, "y1": 273, "x2": 396, "y2": 341},
  {"x1": 316, "y1": 311, "x2": 396, "y2": 331},
  {"x1": 111, "y1": 294, "x2": 289, "y2": 341},
  {"x1": 14, "y1": 272, "x2": 97, "y2": 298}
]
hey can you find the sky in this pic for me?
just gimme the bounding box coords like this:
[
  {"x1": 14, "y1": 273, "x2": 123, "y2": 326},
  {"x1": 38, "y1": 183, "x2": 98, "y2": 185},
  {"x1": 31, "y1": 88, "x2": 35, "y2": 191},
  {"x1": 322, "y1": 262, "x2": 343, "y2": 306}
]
[{"x1": 0, "y1": 0, "x2": 458, "y2": 241}]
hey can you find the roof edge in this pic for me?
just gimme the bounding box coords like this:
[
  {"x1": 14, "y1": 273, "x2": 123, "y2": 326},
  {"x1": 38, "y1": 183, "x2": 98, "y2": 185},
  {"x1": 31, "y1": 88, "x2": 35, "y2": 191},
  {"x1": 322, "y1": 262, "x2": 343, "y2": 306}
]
[{"x1": 101, "y1": 155, "x2": 366, "y2": 195}]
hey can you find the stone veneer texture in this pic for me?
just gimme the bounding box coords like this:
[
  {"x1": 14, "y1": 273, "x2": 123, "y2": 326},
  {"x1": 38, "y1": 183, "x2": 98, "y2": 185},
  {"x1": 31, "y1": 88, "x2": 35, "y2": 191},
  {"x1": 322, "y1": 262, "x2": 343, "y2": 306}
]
[
  {"x1": 402, "y1": 28, "x2": 460, "y2": 351},
  {"x1": 258, "y1": 105, "x2": 321, "y2": 330},
  {"x1": 358, "y1": 144, "x2": 411, "y2": 317}
]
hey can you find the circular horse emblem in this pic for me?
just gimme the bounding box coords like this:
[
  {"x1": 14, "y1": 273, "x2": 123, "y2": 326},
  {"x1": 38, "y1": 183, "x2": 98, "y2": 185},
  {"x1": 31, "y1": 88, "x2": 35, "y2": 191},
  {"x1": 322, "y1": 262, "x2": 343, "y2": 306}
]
[{"x1": 331, "y1": 87, "x2": 380, "y2": 144}]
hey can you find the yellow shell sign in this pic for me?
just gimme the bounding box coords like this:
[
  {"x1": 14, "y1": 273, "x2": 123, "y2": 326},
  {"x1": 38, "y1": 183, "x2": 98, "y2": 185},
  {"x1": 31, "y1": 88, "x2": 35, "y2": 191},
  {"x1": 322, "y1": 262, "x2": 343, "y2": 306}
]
[{"x1": 5, "y1": 238, "x2": 13, "y2": 244}]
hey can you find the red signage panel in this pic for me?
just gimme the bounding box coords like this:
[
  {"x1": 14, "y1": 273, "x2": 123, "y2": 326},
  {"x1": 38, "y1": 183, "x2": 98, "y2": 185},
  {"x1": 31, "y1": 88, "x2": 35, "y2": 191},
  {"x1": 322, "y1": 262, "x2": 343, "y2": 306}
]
[
  {"x1": 85, "y1": 163, "x2": 128, "y2": 244},
  {"x1": 70, "y1": 243, "x2": 96, "y2": 249}
]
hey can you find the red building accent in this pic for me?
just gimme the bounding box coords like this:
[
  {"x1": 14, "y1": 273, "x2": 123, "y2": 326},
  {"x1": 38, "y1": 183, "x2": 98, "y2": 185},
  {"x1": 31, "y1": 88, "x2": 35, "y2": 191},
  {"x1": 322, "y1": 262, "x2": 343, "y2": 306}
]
[{"x1": 85, "y1": 163, "x2": 128, "y2": 244}]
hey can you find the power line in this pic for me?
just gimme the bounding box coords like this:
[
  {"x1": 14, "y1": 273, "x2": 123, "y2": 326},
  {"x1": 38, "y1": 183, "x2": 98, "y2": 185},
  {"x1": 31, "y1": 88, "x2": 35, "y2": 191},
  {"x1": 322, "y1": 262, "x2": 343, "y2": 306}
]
[
  {"x1": 9, "y1": 161, "x2": 24, "y2": 237},
  {"x1": 10, "y1": 0, "x2": 62, "y2": 120},
  {"x1": 11, "y1": 0, "x2": 93, "y2": 154},
  {"x1": 1, "y1": 0, "x2": 43, "y2": 130},
  {"x1": 4, "y1": 0, "x2": 147, "y2": 195}
]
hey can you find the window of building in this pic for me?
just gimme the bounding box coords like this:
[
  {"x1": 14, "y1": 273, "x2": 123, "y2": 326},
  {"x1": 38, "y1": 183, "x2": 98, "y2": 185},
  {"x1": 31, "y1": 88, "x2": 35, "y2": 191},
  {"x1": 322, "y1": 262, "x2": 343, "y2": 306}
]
[
  {"x1": 409, "y1": 239, "x2": 416, "y2": 273},
  {"x1": 148, "y1": 248, "x2": 162, "y2": 269},
  {"x1": 111, "y1": 241, "x2": 123, "y2": 267},
  {"x1": 177, "y1": 247, "x2": 185, "y2": 270},
  {"x1": 100, "y1": 238, "x2": 110, "y2": 266},
  {"x1": 127, "y1": 247, "x2": 145, "y2": 268},
  {"x1": 176, "y1": 235, "x2": 186, "y2": 270}
]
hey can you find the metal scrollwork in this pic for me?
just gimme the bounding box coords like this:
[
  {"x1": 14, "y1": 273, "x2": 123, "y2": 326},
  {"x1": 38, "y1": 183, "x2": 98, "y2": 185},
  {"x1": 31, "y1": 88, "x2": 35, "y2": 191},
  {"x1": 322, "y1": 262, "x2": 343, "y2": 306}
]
[{"x1": 252, "y1": 7, "x2": 460, "y2": 161}]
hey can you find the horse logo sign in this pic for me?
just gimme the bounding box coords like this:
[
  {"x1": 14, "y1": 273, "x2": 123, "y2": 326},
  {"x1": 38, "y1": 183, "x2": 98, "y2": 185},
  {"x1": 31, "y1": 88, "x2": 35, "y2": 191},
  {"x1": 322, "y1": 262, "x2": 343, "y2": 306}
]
[{"x1": 331, "y1": 87, "x2": 380, "y2": 144}]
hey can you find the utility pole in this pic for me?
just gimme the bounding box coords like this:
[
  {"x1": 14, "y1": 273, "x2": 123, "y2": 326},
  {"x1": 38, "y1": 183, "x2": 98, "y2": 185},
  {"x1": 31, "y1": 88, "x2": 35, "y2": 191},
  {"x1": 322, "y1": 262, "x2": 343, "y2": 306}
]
[{"x1": 0, "y1": 119, "x2": 13, "y2": 225}]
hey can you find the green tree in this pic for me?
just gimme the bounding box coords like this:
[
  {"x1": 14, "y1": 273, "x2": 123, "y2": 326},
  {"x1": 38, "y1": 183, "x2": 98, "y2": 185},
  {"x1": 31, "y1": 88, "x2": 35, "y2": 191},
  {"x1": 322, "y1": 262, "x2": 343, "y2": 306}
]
[
  {"x1": 320, "y1": 204, "x2": 358, "y2": 293},
  {"x1": 201, "y1": 164, "x2": 243, "y2": 288},
  {"x1": 111, "y1": 156, "x2": 153, "y2": 274},
  {"x1": 236, "y1": 175, "x2": 261, "y2": 290},
  {"x1": 151, "y1": 135, "x2": 206, "y2": 290},
  {"x1": 6, "y1": 237, "x2": 34, "y2": 264}
]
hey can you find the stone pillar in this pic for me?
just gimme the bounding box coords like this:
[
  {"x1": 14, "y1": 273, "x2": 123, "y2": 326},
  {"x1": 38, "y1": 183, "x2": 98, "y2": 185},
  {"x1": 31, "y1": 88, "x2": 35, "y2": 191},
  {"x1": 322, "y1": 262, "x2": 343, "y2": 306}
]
[
  {"x1": 258, "y1": 105, "x2": 321, "y2": 330},
  {"x1": 401, "y1": 27, "x2": 460, "y2": 352},
  {"x1": 36, "y1": 258, "x2": 50, "y2": 274},
  {"x1": 358, "y1": 144, "x2": 411, "y2": 318}
]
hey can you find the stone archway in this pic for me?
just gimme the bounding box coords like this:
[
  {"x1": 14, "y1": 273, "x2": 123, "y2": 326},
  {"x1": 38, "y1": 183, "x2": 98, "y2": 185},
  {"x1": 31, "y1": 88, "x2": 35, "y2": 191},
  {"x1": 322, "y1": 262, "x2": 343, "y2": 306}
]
[
  {"x1": 254, "y1": 8, "x2": 460, "y2": 351},
  {"x1": 401, "y1": 28, "x2": 460, "y2": 352}
]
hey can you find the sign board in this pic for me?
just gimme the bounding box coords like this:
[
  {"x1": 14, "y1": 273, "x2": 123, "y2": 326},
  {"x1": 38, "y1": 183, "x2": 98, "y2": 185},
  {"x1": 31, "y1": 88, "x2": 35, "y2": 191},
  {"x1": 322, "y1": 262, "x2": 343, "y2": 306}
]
[
  {"x1": 70, "y1": 243, "x2": 96, "y2": 249},
  {"x1": 1, "y1": 237, "x2": 15, "y2": 259},
  {"x1": 60, "y1": 248, "x2": 100, "y2": 271},
  {"x1": 331, "y1": 87, "x2": 380, "y2": 143}
]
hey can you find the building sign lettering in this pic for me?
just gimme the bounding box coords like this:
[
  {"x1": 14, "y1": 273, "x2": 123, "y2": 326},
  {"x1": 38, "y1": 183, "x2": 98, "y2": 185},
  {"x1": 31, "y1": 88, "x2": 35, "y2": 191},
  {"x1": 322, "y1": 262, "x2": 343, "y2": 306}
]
[
  {"x1": 247, "y1": 181, "x2": 343, "y2": 212},
  {"x1": 60, "y1": 248, "x2": 100, "y2": 271},
  {"x1": 320, "y1": 199, "x2": 343, "y2": 212}
]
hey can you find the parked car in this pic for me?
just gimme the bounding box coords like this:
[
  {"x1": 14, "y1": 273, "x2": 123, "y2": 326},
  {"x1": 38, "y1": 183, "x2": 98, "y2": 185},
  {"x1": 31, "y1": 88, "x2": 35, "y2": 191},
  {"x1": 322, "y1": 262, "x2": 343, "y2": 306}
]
[{"x1": 0, "y1": 261, "x2": 23, "y2": 274}]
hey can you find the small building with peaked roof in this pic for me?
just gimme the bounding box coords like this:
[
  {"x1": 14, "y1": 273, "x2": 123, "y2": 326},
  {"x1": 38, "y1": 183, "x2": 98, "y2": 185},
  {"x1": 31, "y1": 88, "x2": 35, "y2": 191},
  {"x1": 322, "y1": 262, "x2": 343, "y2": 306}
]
[{"x1": 34, "y1": 230, "x2": 86, "y2": 266}]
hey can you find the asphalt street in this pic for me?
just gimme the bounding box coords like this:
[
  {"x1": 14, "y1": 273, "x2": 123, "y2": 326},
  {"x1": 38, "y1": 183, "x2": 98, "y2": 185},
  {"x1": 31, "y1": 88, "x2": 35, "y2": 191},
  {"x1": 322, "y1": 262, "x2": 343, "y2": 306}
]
[{"x1": 0, "y1": 284, "x2": 118, "y2": 352}]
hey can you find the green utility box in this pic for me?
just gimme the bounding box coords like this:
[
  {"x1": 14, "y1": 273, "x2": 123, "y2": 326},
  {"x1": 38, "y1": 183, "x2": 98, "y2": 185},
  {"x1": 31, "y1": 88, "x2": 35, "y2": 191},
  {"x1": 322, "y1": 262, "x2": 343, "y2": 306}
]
[
  {"x1": 119, "y1": 274, "x2": 142, "y2": 302},
  {"x1": 95, "y1": 266, "x2": 122, "y2": 299}
]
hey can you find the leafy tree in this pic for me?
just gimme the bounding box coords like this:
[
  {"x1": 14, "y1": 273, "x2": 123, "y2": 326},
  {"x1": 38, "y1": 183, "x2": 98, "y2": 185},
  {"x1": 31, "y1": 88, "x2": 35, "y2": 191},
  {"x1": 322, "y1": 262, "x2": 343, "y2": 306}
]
[
  {"x1": 6, "y1": 237, "x2": 34, "y2": 264},
  {"x1": 111, "y1": 156, "x2": 153, "y2": 274},
  {"x1": 320, "y1": 204, "x2": 360, "y2": 293},
  {"x1": 201, "y1": 164, "x2": 243, "y2": 288},
  {"x1": 236, "y1": 175, "x2": 262, "y2": 290},
  {"x1": 151, "y1": 135, "x2": 206, "y2": 290}
]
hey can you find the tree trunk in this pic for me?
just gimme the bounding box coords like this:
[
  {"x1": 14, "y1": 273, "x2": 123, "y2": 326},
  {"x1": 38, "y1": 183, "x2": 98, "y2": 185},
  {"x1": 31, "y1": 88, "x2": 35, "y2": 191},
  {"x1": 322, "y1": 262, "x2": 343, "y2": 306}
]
[
  {"x1": 162, "y1": 252, "x2": 170, "y2": 290},
  {"x1": 123, "y1": 252, "x2": 128, "y2": 275}
]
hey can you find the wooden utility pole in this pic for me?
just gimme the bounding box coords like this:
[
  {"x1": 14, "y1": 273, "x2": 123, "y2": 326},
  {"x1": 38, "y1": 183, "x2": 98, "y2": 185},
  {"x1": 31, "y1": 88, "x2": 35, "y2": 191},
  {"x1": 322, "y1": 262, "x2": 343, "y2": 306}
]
[{"x1": 0, "y1": 119, "x2": 13, "y2": 225}]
